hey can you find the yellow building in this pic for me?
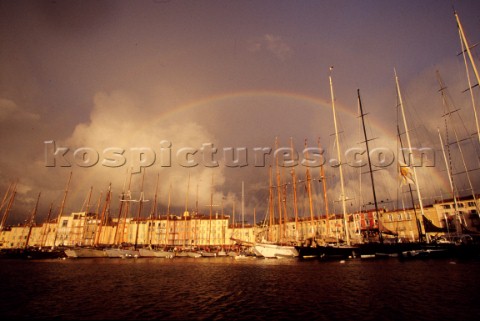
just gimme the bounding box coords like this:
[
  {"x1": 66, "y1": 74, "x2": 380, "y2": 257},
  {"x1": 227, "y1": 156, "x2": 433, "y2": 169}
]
[{"x1": 1, "y1": 196, "x2": 478, "y2": 249}]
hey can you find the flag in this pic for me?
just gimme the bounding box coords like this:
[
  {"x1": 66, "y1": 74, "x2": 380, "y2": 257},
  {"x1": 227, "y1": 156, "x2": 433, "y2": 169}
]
[{"x1": 398, "y1": 161, "x2": 415, "y2": 186}]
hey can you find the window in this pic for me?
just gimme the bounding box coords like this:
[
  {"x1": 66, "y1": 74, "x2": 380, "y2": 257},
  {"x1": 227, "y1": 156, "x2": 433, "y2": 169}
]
[{"x1": 62, "y1": 220, "x2": 68, "y2": 227}]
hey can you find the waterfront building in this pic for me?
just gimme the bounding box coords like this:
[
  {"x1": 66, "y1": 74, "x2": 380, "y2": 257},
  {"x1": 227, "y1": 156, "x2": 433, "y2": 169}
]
[{"x1": 1, "y1": 196, "x2": 479, "y2": 249}]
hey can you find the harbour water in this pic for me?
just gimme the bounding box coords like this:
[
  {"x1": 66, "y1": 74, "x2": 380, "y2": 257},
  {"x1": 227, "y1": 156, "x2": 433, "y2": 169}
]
[{"x1": 1, "y1": 257, "x2": 479, "y2": 320}]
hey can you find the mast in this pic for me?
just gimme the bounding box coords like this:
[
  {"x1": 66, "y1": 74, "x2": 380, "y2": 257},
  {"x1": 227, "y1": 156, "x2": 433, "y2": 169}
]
[
  {"x1": 81, "y1": 186, "x2": 93, "y2": 245},
  {"x1": 165, "y1": 181, "x2": 172, "y2": 246},
  {"x1": 24, "y1": 192, "x2": 41, "y2": 250},
  {"x1": 304, "y1": 139, "x2": 316, "y2": 240},
  {"x1": 275, "y1": 137, "x2": 283, "y2": 243},
  {"x1": 195, "y1": 183, "x2": 199, "y2": 215},
  {"x1": 318, "y1": 138, "x2": 330, "y2": 240},
  {"x1": 119, "y1": 170, "x2": 133, "y2": 245},
  {"x1": 93, "y1": 191, "x2": 103, "y2": 244},
  {"x1": 457, "y1": 23, "x2": 480, "y2": 146},
  {"x1": 268, "y1": 166, "x2": 274, "y2": 242},
  {"x1": 329, "y1": 67, "x2": 350, "y2": 245},
  {"x1": 0, "y1": 183, "x2": 14, "y2": 217},
  {"x1": 133, "y1": 169, "x2": 146, "y2": 250},
  {"x1": 455, "y1": 10, "x2": 480, "y2": 96},
  {"x1": 281, "y1": 166, "x2": 289, "y2": 242},
  {"x1": 290, "y1": 138, "x2": 299, "y2": 242},
  {"x1": 152, "y1": 173, "x2": 160, "y2": 219},
  {"x1": 113, "y1": 170, "x2": 128, "y2": 245},
  {"x1": 438, "y1": 128, "x2": 461, "y2": 234},
  {"x1": 232, "y1": 200, "x2": 236, "y2": 240},
  {"x1": 436, "y1": 71, "x2": 479, "y2": 215},
  {"x1": 394, "y1": 70, "x2": 427, "y2": 240},
  {"x1": 52, "y1": 171, "x2": 72, "y2": 248},
  {"x1": 147, "y1": 173, "x2": 160, "y2": 246},
  {"x1": 0, "y1": 182, "x2": 16, "y2": 231},
  {"x1": 209, "y1": 173, "x2": 214, "y2": 246},
  {"x1": 40, "y1": 202, "x2": 54, "y2": 248},
  {"x1": 241, "y1": 180, "x2": 245, "y2": 231},
  {"x1": 183, "y1": 173, "x2": 190, "y2": 248},
  {"x1": 357, "y1": 89, "x2": 383, "y2": 243},
  {"x1": 94, "y1": 183, "x2": 111, "y2": 246},
  {"x1": 396, "y1": 125, "x2": 423, "y2": 241}
]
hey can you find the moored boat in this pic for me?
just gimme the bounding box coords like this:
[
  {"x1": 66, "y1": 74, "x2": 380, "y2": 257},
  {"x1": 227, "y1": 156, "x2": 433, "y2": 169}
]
[
  {"x1": 253, "y1": 242, "x2": 298, "y2": 259},
  {"x1": 64, "y1": 247, "x2": 107, "y2": 258},
  {"x1": 104, "y1": 248, "x2": 139, "y2": 258},
  {"x1": 199, "y1": 251, "x2": 217, "y2": 257},
  {"x1": 138, "y1": 248, "x2": 174, "y2": 258}
]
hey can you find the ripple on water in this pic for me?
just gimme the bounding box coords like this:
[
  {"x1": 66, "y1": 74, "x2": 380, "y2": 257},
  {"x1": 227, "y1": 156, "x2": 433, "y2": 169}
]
[{"x1": 0, "y1": 258, "x2": 479, "y2": 320}]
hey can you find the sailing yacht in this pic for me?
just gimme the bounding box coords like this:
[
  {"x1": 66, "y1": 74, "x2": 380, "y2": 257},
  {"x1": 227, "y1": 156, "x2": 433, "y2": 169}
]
[
  {"x1": 353, "y1": 88, "x2": 425, "y2": 259},
  {"x1": 250, "y1": 167, "x2": 299, "y2": 258},
  {"x1": 252, "y1": 242, "x2": 298, "y2": 259},
  {"x1": 295, "y1": 68, "x2": 360, "y2": 260}
]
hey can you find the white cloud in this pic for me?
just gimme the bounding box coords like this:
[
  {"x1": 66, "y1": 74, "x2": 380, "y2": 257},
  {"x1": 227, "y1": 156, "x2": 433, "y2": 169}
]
[
  {"x1": 248, "y1": 34, "x2": 293, "y2": 61},
  {"x1": 264, "y1": 34, "x2": 292, "y2": 61},
  {"x1": 58, "y1": 90, "x2": 234, "y2": 215}
]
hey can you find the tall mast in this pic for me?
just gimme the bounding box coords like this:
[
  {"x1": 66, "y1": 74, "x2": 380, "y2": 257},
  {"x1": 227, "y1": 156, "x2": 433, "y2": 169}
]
[
  {"x1": 152, "y1": 173, "x2": 160, "y2": 219},
  {"x1": 455, "y1": 11, "x2": 480, "y2": 96},
  {"x1": 134, "y1": 169, "x2": 146, "y2": 250},
  {"x1": 92, "y1": 192, "x2": 102, "y2": 246},
  {"x1": 437, "y1": 71, "x2": 479, "y2": 215},
  {"x1": 115, "y1": 169, "x2": 132, "y2": 245},
  {"x1": 209, "y1": 173, "x2": 214, "y2": 246},
  {"x1": 438, "y1": 128, "x2": 461, "y2": 233},
  {"x1": 146, "y1": 173, "x2": 160, "y2": 246},
  {"x1": 94, "y1": 184, "x2": 111, "y2": 246},
  {"x1": 40, "y1": 202, "x2": 54, "y2": 248},
  {"x1": 0, "y1": 183, "x2": 13, "y2": 214},
  {"x1": 290, "y1": 138, "x2": 299, "y2": 241},
  {"x1": 24, "y1": 192, "x2": 41, "y2": 249},
  {"x1": 0, "y1": 182, "x2": 16, "y2": 231},
  {"x1": 81, "y1": 186, "x2": 93, "y2": 245},
  {"x1": 268, "y1": 166, "x2": 274, "y2": 242},
  {"x1": 329, "y1": 67, "x2": 350, "y2": 245},
  {"x1": 232, "y1": 200, "x2": 236, "y2": 239},
  {"x1": 318, "y1": 138, "x2": 330, "y2": 240},
  {"x1": 113, "y1": 170, "x2": 126, "y2": 245},
  {"x1": 184, "y1": 173, "x2": 190, "y2": 248},
  {"x1": 396, "y1": 125, "x2": 423, "y2": 241},
  {"x1": 53, "y1": 171, "x2": 72, "y2": 248},
  {"x1": 58, "y1": 172, "x2": 72, "y2": 219},
  {"x1": 281, "y1": 166, "x2": 289, "y2": 242},
  {"x1": 357, "y1": 89, "x2": 383, "y2": 243},
  {"x1": 457, "y1": 22, "x2": 480, "y2": 146},
  {"x1": 241, "y1": 180, "x2": 245, "y2": 231},
  {"x1": 394, "y1": 70, "x2": 427, "y2": 236},
  {"x1": 304, "y1": 139, "x2": 315, "y2": 240},
  {"x1": 165, "y1": 181, "x2": 172, "y2": 246},
  {"x1": 275, "y1": 137, "x2": 283, "y2": 242}
]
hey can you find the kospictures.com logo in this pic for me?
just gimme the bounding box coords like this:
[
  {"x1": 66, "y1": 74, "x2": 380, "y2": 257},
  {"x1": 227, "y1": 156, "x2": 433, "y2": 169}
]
[{"x1": 44, "y1": 140, "x2": 435, "y2": 173}]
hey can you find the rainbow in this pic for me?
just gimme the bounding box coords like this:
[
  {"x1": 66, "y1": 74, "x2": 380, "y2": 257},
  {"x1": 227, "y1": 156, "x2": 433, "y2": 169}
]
[{"x1": 146, "y1": 89, "x2": 450, "y2": 194}]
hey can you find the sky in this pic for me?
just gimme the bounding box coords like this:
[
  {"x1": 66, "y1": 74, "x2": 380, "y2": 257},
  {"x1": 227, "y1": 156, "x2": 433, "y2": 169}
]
[{"x1": 1, "y1": 0, "x2": 480, "y2": 225}]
